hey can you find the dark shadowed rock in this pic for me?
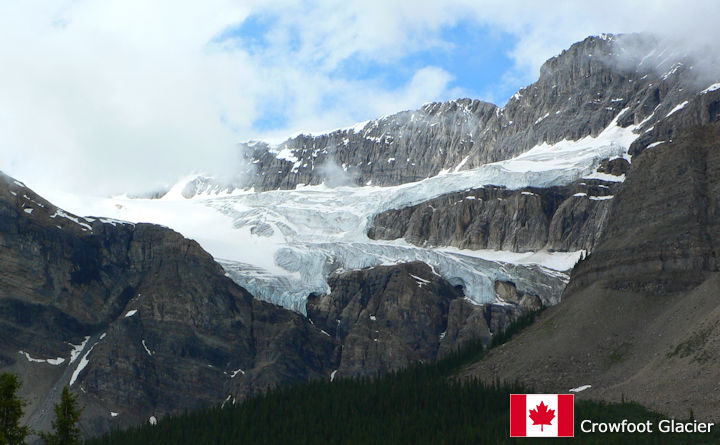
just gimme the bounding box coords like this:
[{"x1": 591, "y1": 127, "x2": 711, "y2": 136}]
[
  {"x1": 306, "y1": 262, "x2": 529, "y2": 378},
  {"x1": 0, "y1": 172, "x2": 337, "y2": 438},
  {"x1": 368, "y1": 181, "x2": 618, "y2": 252}
]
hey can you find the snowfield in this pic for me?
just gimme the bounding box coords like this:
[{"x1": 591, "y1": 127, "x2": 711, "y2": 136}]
[{"x1": 42, "y1": 114, "x2": 641, "y2": 313}]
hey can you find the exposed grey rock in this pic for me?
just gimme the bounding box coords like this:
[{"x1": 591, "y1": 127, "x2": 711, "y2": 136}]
[
  {"x1": 460, "y1": 122, "x2": 720, "y2": 421},
  {"x1": 0, "y1": 173, "x2": 539, "y2": 440},
  {"x1": 597, "y1": 158, "x2": 630, "y2": 176},
  {"x1": 568, "y1": 121, "x2": 720, "y2": 294},
  {"x1": 0, "y1": 172, "x2": 337, "y2": 438},
  {"x1": 306, "y1": 262, "x2": 529, "y2": 378},
  {"x1": 630, "y1": 88, "x2": 720, "y2": 158},
  {"x1": 194, "y1": 33, "x2": 703, "y2": 194},
  {"x1": 494, "y1": 281, "x2": 542, "y2": 312},
  {"x1": 368, "y1": 181, "x2": 617, "y2": 252}
]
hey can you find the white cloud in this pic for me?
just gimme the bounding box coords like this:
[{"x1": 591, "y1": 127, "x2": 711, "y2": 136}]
[{"x1": 0, "y1": 1, "x2": 718, "y2": 194}]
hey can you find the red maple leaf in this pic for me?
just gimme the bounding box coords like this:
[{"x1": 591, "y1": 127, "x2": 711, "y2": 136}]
[{"x1": 529, "y1": 401, "x2": 555, "y2": 432}]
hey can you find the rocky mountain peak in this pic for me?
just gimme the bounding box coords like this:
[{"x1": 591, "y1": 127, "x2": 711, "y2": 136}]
[{"x1": 170, "y1": 33, "x2": 706, "y2": 197}]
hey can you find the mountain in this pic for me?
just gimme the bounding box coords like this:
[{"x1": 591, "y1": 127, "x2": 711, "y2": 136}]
[
  {"x1": 367, "y1": 179, "x2": 619, "y2": 253},
  {"x1": 460, "y1": 108, "x2": 720, "y2": 418},
  {"x1": 186, "y1": 33, "x2": 696, "y2": 194},
  {"x1": 0, "y1": 172, "x2": 340, "y2": 436},
  {"x1": 154, "y1": 32, "x2": 720, "y2": 422},
  {"x1": 85, "y1": 328, "x2": 720, "y2": 445},
  {"x1": 306, "y1": 262, "x2": 533, "y2": 378},
  {"x1": 5, "y1": 31, "x2": 720, "y2": 439},
  {"x1": 1, "y1": 172, "x2": 519, "y2": 439},
  {"x1": 107, "y1": 32, "x2": 711, "y2": 319}
]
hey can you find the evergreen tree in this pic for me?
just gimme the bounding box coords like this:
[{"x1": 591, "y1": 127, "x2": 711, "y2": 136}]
[
  {"x1": 40, "y1": 387, "x2": 82, "y2": 445},
  {"x1": 0, "y1": 373, "x2": 28, "y2": 445}
]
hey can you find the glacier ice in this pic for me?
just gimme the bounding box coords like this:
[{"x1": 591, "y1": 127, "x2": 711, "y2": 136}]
[{"x1": 40, "y1": 116, "x2": 641, "y2": 314}]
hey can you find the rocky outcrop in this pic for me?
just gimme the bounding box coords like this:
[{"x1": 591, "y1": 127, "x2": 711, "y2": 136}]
[
  {"x1": 630, "y1": 82, "x2": 720, "y2": 158},
  {"x1": 0, "y1": 172, "x2": 337, "y2": 438},
  {"x1": 1, "y1": 173, "x2": 538, "y2": 439},
  {"x1": 306, "y1": 262, "x2": 530, "y2": 378},
  {"x1": 368, "y1": 180, "x2": 618, "y2": 252},
  {"x1": 568, "y1": 121, "x2": 720, "y2": 294},
  {"x1": 198, "y1": 33, "x2": 700, "y2": 194},
  {"x1": 460, "y1": 122, "x2": 720, "y2": 420}
]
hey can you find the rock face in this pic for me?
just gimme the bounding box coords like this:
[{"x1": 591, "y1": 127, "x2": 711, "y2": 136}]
[
  {"x1": 1, "y1": 173, "x2": 528, "y2": 439},
  {"x1": 0, "y1": 172, "x2": 337, "y2": 438},
  {"x1": 569, "y1": 88, "x2": 720, "y2": 294},
  {"x1": 368, "y1": 180, "x2": 619, "y2": 252},
  {"x1": 186, "y1": 33, "x2": 699, "y2": 194},
  {"x1": 460, "y1": 122, "x2": 720, "y2": 420},
  {"x1": 306, "y1": 262, "x2": 531, "y2": 378}
]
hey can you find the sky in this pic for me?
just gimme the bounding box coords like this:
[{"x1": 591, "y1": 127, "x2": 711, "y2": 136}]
[{"x1": 1, "y1": 0, "x2": 719, "y2": 195}]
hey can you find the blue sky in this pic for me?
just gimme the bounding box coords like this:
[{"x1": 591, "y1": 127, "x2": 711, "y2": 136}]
[
  {"x1": 214, "y1": 11, "x2": 520, "y2": 133},
  {"x1": 1, "y1": 0, "x2": 718, "y2": 194}
]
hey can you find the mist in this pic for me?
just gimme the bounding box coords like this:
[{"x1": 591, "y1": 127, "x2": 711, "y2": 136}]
[{"x1": 317, "y1": 156, "x2": 358, "y2": 188}]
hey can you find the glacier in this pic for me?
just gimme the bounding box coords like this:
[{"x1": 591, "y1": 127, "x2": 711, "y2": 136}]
[{"x1": 41, "y1": 114, "x2": 641, "y2": 314}]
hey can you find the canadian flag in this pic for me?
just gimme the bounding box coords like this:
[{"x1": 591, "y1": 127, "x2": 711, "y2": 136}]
[{"x1": 510, "y1": 394, "x2": 574, "y2": 437}]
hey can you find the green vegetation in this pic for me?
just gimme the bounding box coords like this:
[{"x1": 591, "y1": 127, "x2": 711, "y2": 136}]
[
  {"x1": 41, "y1": 386, "x2": 83, "y2": 445},
  {"x1": 667, "y1": 324, "x2": 714, "y2": 362},
  {"x1": 0, "y1": 376, "x2": 83, "y2": 445},
  {"x1": 0, "y1": 373, "x2": 29, "y2": 445},
  {"x1": 84, "y1": 310, "x2": 720, "y2": 444}
]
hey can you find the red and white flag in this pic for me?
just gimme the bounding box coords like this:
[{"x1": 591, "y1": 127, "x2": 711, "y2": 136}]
[{"x1": 510, "y1": 394, "x2": 574, "y2": 437}]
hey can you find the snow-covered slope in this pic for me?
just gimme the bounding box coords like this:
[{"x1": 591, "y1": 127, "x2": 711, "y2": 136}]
[
  {"x1": 43, "y1": 112, "x2": 644, "y2": 313},
  {"x1": 38, "y1": 32, "x2": 717, "y2": 313}
]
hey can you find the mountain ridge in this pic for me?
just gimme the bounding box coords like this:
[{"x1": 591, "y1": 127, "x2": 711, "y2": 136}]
[
  {"x1": 174, "y1": 33, "x2": 699, "y2": 196},
  {"x1": 5, "y1": 31, "x2": 720, "y2": 439}
]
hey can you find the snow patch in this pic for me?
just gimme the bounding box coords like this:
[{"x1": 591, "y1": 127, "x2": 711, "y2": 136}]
[
  {"x1": 142, "y1": 340, "x2": 154, "y2": 356},
  {"x1": 534, "y1": 113, "x2": 550, "y2": 125},
  {"x1": 230, "y1": 368, "x2": 245, "y2": 378},
  {"x1": 584, "y1": 172, "x2": 625, "y2": 182},
  {"x1": 569, "y1": 385, "x2": 592, "y2": 393},
  {"x1": 453, "y1": 156, "x2": 470, "y2": 172},
  {"x1": 69, "y1": 337, "x2": 90, "y2": 364},
  {"x1": 646, "y1": 141, "x2": 665, "y2": 149},
  {"x1": 665, "y1": 101, "x2": 688, "y2": 117},
  {"x1": 70, "y1": 339, "x2": 100, "y2": 386},
  {"x1": 49, "y1": 209, "x2": 93, "y2": 231},
  {"x1": 124, "y1": 309, "x2": 138, "y2": 318},
  {"x1": 110, "y1": 412, "x2": 119, "y2": 417},
  {"x1": 149, "y1": 416, "x2": 157, "y2": 426},
  {"x1": 409, "y1": 273, "x2": 431, "y2": 287},
  {"x1": 702, "y1": 83, "x2": 720, "y2": 94},
  {"x1": 275, "y1": 147, "x2": 298, "y2": 163},
  {"x1": 330, "y1": 370, "x2": 338, "y2": 382},
  {"x1": 23, "y1": 208, "x2": 33, "y2": 214},
  {"x1": 18, "y1": 351, "x2": 65, "y2": 365}
]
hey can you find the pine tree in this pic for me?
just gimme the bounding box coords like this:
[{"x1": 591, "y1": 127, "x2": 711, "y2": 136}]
[
  {"x1": 40, "y1": 387, "x2": 82, "y2": 445},
  {"x1": 0, "y1": 373, "x2": 28, "y2": 445}
]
